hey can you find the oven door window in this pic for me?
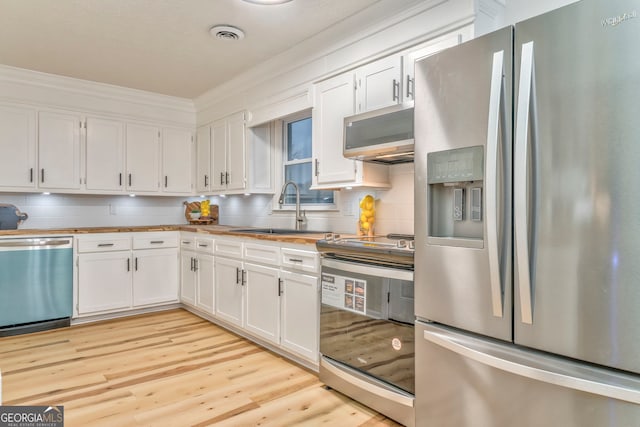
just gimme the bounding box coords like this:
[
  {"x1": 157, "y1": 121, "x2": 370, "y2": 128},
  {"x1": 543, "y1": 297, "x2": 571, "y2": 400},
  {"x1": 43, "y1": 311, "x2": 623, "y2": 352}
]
[{"x1": 320, "y1": 264, "x2": 414, "y2": 394}]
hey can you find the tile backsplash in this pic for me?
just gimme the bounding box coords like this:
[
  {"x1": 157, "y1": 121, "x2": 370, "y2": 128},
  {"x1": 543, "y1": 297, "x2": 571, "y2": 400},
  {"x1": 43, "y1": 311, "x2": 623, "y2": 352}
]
[
  {"x1": 210, "y1": 162, "x2": 414, "y2": 235},
  {"x1": 0, "y1": 193, "x2": 187, "y2": 229},
  {"x1": 1, "y1": 163, "x2": 414, "y2": 234}
]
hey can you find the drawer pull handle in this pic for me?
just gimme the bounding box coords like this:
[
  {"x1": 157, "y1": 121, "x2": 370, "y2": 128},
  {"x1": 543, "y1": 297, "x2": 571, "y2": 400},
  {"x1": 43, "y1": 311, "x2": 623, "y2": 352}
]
[
  {"x1": 182, "y1": 241, "x2": 192, "y2": 245},
  {"x1": 98, "y1": 243, "x2": 115, "y2": 247},
  {"x1": 289, "y1": 258, "x2": 304, "y2": 263},
  {"x1": 150, "y1": 240, "x2": 164, "y2": 244},
  {"x1": 198, "y1": 243, "x2": 208, "y2": 247}
]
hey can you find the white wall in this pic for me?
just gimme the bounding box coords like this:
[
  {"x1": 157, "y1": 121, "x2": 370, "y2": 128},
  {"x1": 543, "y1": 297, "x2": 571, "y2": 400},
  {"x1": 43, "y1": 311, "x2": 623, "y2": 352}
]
[
  {"x1": 504, "y1": 0, "x2": 579, "y2": 24},
  {"x1": 0, "y1": 193, "x2": 187, "y2": 230}
]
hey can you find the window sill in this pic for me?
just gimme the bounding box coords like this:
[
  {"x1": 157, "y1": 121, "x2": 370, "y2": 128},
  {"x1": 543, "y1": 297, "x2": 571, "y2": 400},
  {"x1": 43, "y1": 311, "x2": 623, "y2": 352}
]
[{"x1": 275, "y1": 205, "x2": 339, "y2": 213}]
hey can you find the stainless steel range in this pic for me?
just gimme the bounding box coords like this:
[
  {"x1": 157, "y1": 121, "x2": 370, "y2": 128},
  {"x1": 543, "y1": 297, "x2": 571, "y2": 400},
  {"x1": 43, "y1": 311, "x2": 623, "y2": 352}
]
[{"x1": 316, "y1": 233, "x2": 415, "y2": 427}]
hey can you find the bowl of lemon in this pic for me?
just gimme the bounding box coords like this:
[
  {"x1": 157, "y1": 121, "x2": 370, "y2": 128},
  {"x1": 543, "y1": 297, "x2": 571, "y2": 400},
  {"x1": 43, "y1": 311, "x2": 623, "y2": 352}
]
[{"x1": 358, "y1": 194, "x2": 376, "y2": 236}]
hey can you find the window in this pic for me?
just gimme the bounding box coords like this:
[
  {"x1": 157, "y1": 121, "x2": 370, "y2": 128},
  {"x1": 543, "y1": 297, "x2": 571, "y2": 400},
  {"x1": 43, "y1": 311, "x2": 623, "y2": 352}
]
[{"x1": 281, "y1": 115, "x2": 334, "y2": 206}]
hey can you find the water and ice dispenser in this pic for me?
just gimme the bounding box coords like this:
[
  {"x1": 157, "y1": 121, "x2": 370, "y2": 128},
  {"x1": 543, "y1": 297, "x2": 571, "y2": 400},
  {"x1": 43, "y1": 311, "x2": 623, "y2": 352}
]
[{"x1": 427, "y1": 146, "x2": 484, "y2": 248}]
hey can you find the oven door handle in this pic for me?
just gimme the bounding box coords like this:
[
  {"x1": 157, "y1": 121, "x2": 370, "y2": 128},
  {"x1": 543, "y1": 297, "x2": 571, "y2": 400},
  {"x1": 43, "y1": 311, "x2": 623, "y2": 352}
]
[
  {"x1": 320, "y1": 357, "x2": 414, "y2": 408},
  {"x1": 321, "y1": 258, "x2": 413, "y2": 281}
]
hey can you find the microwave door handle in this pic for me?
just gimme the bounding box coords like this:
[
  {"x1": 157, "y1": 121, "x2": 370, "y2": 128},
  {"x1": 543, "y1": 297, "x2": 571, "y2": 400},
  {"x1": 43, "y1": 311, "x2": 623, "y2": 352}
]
[
  {"x1": 486, "y1": 50, "x2": 505, "y2": 318},
  {"x1": 515, "y1": 41, "x2": 537, "y2": 325}
]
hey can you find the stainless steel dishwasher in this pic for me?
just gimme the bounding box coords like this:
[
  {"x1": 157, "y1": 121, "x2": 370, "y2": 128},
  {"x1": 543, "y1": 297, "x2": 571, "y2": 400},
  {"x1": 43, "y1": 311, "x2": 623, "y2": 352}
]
[{"x1": 0, "y1": 237, "x2": 73, "y2": 336}]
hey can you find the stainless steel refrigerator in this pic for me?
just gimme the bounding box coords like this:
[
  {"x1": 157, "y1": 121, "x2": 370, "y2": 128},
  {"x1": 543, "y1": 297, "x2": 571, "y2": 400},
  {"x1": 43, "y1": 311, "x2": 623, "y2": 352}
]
[{"x1": 414, "y1": 0, "x2": 640, "y2": 425}]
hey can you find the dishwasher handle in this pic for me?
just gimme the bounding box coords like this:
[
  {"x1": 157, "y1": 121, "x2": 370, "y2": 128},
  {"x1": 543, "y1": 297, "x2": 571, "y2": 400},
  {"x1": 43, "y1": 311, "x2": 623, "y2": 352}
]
[{"x1": 0, "y1": 238, "x2": 72, "y2": 249}]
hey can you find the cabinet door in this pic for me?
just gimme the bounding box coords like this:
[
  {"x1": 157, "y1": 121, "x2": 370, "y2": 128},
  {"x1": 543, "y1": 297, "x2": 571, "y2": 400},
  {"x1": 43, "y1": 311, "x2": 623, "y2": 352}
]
[
  {"x1": 244, "y1": 263, "x2": 280, "y2": 344},
  {"x1": 0, "y1": 104, "x2": 36, "y2": 188},
  {"x1": 214, "y1": 256, "x2": 243, "y2": 327},
  {"x1": 133, "y1": 248, "x2": 179, "y2": 306},
  {"x1": 162, "y1": 127, "x2": 192, "y2": 194},
  {"x1": 210, "y1": 119, "x2": 227, "y2": 191},
  {"x1": 195, "y1": 125, "x2": 211, "y2": 193},
  {"x1": 180, "y1": 251, "x2": 197, "y2": 306},
  {"x1": 196, "y1": 254, "x2": 215, "y2": 314},
  {"x1": 126, "y1": 123, "x2": 160, "y2": 192},
  {"x1": 280, "y1": 270, "x2": 319, "y2": 362},
  {"x1": 355, "y1": 55, "x2": 403, "y2": 112},
  {"x1": 225, "y1": 111, "x2": 246, "y2": 191},
  {"x1": 312, "y1": 73, "x2": 357, "y2": 185},
  {"x1": 85, "y1": 117, "x2": 125, "y2": 191},
  {"x1": 78, "y1": 252, "x2": 132, "y2": 314},
  {"x1": 38, "y1": 111, "x2": 81, "y2": 190},
  {"x1": 403, "y1": 31, "x2": 465, "y2": 101}
]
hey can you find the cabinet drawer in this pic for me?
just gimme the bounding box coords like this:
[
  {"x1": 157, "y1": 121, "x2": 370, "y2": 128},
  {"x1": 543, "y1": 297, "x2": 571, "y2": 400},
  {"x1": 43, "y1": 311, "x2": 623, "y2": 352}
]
[
  {"x1": 77, "y1": 234, "x2": 131, "y2": 253},
  {"x1": 215, "y1": 239, "x2": 243, "y2": 258},
  {"x1": 281, "y1": 248, "x2": 319, "y2": 273},
  {"x1": 133, "y1": 232, "x2": 178, "y2": 249},
  {"x1": 195, "y1": 237, "x2": 215, "y2": 255},
  {"x1": 244, "y1": 242, "x2": 280, "y2": 265},
  {"x1": 180, "y1": 235, "x2": 196, "y2": 250}
]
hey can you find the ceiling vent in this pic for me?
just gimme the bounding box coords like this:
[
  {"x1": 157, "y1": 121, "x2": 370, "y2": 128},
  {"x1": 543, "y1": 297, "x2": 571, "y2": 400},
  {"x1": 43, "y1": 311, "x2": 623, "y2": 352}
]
[{"x1": 209, "y1": 25, "x2": 245, "y2": 41}]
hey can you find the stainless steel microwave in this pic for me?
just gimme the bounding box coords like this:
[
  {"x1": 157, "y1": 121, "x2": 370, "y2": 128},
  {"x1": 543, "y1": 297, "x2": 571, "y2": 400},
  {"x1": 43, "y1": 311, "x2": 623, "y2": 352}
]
[{"x1": 343, "y1": 102, "x2": 414, "y2": 164}]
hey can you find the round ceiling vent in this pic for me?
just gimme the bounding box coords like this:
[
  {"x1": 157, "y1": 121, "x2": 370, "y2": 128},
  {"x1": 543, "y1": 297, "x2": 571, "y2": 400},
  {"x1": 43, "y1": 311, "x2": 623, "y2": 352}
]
[{"x1": 209, "y1": 25, "x2": 245, "y2": 41}]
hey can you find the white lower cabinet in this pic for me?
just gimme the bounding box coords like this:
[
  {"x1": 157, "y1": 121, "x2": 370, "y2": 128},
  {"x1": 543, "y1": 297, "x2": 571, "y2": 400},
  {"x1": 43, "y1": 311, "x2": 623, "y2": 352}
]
[
  {"x1": 180, "y1": 250, "x2": 197, "y2": 306},
  {"x1": 180, "y1": 235, "x2": 215, "y2": 313},
  {"x1": 244, "y1": 262, "x2": 280, "y2": 344},
  {"x1": 214, "y1": 255, "x2": 244, "y2": 327},
  {"x1": 279, "y1": 270, "x2": 320, "y2": 363},
  {"x1": 76, "y1": 232, "x2": 179, "y2": 317},
  {"x1": 196, "y1": 254, "x2": 215, "y2": 313},
  {"x1": 179, "y1": 234, "x2": 320, "y2": 366},
  {"x1": 133, "y1": 248, "x2": 178, "y2": 306},
  {"x1": 78, "y1": 251, "x2": 132, "y2": 314}
]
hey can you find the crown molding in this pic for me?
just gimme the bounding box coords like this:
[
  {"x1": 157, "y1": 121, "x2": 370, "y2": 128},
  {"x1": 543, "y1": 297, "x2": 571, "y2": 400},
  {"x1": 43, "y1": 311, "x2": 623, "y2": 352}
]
[{"x1": 0, "y1": 64, "x2": 196, "y2": 118}]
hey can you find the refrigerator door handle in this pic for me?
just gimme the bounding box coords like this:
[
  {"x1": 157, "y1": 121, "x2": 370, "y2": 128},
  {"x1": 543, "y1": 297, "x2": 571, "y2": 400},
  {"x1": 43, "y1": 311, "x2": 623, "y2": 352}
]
[
  {"x1": 486, "y1": 49, "x2": 505, "y2": 318},
  {"x1": 422, "y1": 326, "x2": 640, "y2": 405},
  {"x1": 514, "y1": 41, "x2": 536, "y2": 324}
]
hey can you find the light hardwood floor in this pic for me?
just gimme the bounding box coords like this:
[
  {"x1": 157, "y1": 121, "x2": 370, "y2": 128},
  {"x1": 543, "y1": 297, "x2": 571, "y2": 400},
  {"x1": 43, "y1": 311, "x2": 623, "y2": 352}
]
[{"x1": 0, "y1": 309, "x2": 403, "y2": 426}]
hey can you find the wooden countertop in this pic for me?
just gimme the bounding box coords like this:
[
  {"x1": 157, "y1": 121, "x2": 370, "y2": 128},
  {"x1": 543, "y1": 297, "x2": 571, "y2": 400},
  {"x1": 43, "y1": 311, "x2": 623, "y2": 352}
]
[{"x1": 0, "y1": 224, "x2": 330, "y2": 245}]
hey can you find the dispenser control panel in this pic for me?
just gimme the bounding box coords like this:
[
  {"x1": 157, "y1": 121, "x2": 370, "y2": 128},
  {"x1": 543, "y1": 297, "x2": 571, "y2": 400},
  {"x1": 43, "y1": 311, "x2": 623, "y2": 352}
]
[{"x1": 427, "y1": 146, "x2": 484, "y2": 184}]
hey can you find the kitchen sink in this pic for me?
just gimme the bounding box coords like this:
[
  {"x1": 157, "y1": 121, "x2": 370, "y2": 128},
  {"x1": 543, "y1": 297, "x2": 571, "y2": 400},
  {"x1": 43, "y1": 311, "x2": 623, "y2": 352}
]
[{"x1": 231, "y1": 228, "x2": 328, "y2": 235}]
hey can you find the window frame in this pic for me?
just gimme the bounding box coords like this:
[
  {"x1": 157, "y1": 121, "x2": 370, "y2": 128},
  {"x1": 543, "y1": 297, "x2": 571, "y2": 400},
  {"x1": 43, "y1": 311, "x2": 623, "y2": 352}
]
[{"x1": 274, "y1": 110, "x2": 338, "y2": 212}]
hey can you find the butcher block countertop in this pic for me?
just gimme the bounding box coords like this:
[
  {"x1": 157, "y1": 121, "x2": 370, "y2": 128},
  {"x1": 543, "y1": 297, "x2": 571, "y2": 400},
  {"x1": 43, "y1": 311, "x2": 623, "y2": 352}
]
[{"x1": 0, "y1": 224, "x2": 329, "y2": 245}]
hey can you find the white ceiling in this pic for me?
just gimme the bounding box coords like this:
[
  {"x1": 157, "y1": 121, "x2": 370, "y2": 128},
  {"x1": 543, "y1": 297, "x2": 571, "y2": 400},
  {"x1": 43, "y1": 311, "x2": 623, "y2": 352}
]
[{"x1": 0, "y1": 0, "x2": 415, "y2": 99}]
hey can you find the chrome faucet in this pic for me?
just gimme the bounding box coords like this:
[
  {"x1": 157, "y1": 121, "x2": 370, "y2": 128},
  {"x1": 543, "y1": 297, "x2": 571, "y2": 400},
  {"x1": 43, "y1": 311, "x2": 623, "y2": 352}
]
[{"x1": 278, "y1": 180, "x2": 306, "y2": 230}]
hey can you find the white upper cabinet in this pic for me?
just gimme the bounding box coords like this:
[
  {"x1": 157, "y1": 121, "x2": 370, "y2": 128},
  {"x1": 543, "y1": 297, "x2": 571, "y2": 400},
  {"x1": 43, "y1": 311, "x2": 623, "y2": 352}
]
[
  {"x1": 226, "y1": 112, "x2": 246, "y2": 191},
  {"x1": 85, "y1": 116, "x2": 125, "y2": 192},
  {"x1": 0, "y1": 103, "x2": 36, "y2": 189},
  {"x1": 198, "y1": 117, "x2": 273, "y2": 196},
  {"x1": 125, "y1": 122, "x2": 160, "y2": 192},
  {"x1": 211, "y1": 119, "x2": 227, "y2": 192},
  {"x1": 195, "y1": 125, "x2": 211, "y2": 193},
  {"x1": 210, "y1": 111, "x2": 246, "y2": 193},
  {"x1": 312, "y1": 72, "x2": 356, "y2": 186},
  {"x1": 402, "y1": 27, "x2": 472, "y2": 102},
  {"x1": 161, "y1": 127, "x2": 193, "y2": 194},
  {"x1": 312, "y1": 72, "x2": 389, "y2": 189},
  {"x1": 38, "y1": 110, "x2": 82, "y2": 190},
  {"x1": 355, "y1": 55, "x2": 403, "y2": 113}
]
